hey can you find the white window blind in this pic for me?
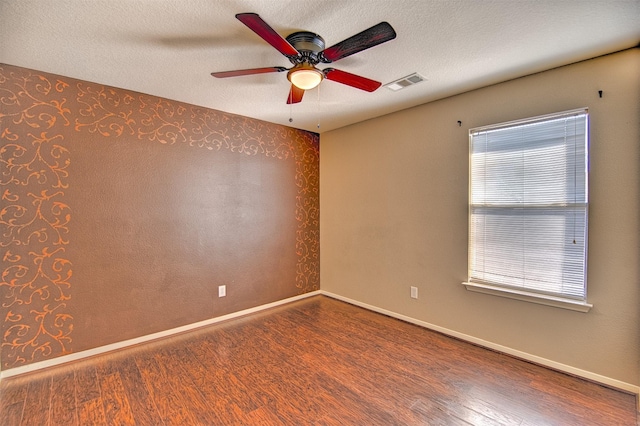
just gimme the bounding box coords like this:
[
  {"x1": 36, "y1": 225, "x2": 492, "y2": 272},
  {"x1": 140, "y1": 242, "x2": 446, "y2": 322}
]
[{"x1": 468, "y1": 109, "x2": 589, "y2": 301}]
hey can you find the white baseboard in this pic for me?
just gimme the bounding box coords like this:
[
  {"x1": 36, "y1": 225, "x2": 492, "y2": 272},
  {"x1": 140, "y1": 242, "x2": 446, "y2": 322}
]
[
  {"x1": 0, "y1": 290, "x2": 322, "y2": 380},
  {"x1": 3, "y1": 289, "x2": 638, "y2": 402},
  {"x1": 320, "y1": 290, "x2": 640, "y2": 398}
]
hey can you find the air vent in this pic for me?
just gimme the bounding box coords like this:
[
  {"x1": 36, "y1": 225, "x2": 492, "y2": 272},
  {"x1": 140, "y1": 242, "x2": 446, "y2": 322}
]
[{"x1": 384, "y1": 73, "x2": 426, "y2": 91}]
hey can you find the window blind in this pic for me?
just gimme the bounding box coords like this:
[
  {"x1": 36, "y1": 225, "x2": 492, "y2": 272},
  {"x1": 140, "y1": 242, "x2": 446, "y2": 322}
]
[{"x1": 468, "y1": 109, "x2": 588, "y2": 300}]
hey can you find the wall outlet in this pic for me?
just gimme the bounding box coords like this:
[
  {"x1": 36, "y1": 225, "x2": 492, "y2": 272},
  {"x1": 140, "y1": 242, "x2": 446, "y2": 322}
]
[
  {"x1": 410, "y1": 286, "x2": 418, "y2": 299},
  {"x1": 218, "y1": 285, "x2": 226, "y2": 298}
]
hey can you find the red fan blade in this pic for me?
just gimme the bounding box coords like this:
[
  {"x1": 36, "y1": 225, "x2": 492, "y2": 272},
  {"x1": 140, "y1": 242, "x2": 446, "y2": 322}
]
[
  {"x1": 323, "y1": 68, "x2": 381, "y2": 92},
  {"x1": 211, "y1": 67, "x2": 287, "y2": 78},
  {"x1": 236, "y1": 13, "x2": 299, "y2": 57},
  {"x1": 286, "y1": 84, "x2": 305, "y2": 104},
  {"x1": 320, "y1": 22, "x2": 396, "y2": 63}
]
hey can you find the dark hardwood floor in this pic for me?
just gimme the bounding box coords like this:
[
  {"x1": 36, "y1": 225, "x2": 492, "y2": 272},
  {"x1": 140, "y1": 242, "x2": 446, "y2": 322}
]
[{"x1": 1, "y1": 295, "x2": 637, "y2": 425}]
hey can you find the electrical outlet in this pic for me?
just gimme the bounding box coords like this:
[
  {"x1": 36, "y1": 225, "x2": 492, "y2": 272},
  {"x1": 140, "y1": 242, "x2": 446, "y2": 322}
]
[
  {"x1": 410, "y1": 286, "x2": 418, "y2": 299},
  {"x1": 218, "y1": 285, "x2": 226, "y2": 298}
]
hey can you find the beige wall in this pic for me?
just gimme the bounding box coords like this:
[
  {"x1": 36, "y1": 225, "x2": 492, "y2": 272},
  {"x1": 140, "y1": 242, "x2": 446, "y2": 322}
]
[{"x1": 321, "y1": 48, "x2": 639, "y2": 388}]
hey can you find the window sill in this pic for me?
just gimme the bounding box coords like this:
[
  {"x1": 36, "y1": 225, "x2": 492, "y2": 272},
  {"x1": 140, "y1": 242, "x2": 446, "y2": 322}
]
[{"x1": 462, "y1": 281, "x2": 593, "y2": 313}]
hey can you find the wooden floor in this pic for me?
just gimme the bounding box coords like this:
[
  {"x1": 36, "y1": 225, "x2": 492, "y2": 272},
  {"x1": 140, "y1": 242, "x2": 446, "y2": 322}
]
[{"x1": 0, "y1": 296, "x2": 637, "y2": 425}]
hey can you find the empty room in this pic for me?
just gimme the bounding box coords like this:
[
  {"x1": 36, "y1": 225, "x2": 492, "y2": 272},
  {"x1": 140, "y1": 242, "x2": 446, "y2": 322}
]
[{"x1": 0, "y1": 1, "x2": 639, "y2": 424}]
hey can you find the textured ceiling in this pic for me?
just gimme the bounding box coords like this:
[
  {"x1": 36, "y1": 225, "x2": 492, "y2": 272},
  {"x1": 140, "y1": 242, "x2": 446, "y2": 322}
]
[{"x1": 1, "y1": 0, "x2": 639, "y2": 133}]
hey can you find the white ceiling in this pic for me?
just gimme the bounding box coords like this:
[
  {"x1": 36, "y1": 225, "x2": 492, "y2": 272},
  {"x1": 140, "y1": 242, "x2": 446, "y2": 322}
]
[{"x1": 1, "y1": 0, "x2": 638, "y2": 133}]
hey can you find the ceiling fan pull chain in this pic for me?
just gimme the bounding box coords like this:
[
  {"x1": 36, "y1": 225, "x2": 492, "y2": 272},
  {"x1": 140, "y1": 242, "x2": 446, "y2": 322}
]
[
  {"x1": 289, "y1": 91, "x2": 293, "y2": 123},
  {"x1": 317, "y1": 83, "x2": 321, "y2": 129}
]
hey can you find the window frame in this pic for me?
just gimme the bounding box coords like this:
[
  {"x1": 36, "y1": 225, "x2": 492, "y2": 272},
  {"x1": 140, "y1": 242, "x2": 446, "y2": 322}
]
[{"x1": 463, "y1": 108, "x2": 592, "y2": 312}]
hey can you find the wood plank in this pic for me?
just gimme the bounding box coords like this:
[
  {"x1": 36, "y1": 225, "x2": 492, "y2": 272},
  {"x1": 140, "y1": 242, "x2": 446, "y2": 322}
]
[
  {"x1": 152, "y1": 345, "x2": 221, "y2": 425},
  {"x1": 96, "y1": 370, "x2": 136, "y2": 425},
  {"x1": 114, "y1": 356, "x2": 164, "y2": 426},
  {"x1": 73, "y1": 363, "x2": 108, "y2": 425},
  {"x1": 241, "y1": 406, "x2": 287, "y2": 425},
  {"x1": 20, "y1": 376, "x2": 51, "y2": 426},
  {"x1": 74, "y1": 365, "x2": 101, "y2": 404},
  {"x1": 230, "y1": 329, "x2": 341, "y2": 423},
  {"x1": 1, "y1": 402, "x2": 26, "y2": 425},
  {"x1": 184, "y1": 337, "x2": 259, "y2": 423},
  {"x1": 49, "y1": 370, "x2": 78, "y2": 426},
  {"x1": 77, "y1": 398, "x2": 107, "y2": 426},
  {"x1": 134, "y1": 352, "x2": 196, "y2": 425},
  {"x1": 0, "y1": 375, "x2": 28, "y2": 425}
]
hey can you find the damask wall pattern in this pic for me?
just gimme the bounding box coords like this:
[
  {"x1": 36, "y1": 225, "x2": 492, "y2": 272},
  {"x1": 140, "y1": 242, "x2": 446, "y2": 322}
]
[
  {"x1": 0, "y1": 68, "x2": 74, "y2": 369},
  {"x1": 0, "y1": 64, "x2": 319, "y2": 370}
]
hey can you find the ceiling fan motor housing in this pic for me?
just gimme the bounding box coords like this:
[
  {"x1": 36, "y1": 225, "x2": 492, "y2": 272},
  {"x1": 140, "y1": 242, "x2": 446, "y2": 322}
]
[{"x1": 286, "y1": 32, "x2": 325, "y2": 65}]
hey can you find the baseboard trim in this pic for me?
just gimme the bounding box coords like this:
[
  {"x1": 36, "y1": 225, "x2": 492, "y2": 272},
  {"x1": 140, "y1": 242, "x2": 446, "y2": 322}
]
[
  {"x1": 0, "y1": 290, "x2": 322, "y2": 380},
  {"x1": 320, "y1": 290, "x2": 640, "y2": 397},
  {"x1": 3, "y1": 289, "x2": 638, "y2": 401}
]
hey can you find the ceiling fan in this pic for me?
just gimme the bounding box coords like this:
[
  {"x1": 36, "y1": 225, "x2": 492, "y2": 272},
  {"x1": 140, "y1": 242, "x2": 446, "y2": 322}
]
[{"x1": 211, "y1": 13, "x2": 397, "y2": 104}]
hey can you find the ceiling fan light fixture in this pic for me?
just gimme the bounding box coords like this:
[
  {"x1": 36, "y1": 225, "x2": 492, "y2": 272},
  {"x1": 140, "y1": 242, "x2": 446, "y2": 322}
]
[{"x1": 288, "y1": 65, "x2": 323, "y2": 90}]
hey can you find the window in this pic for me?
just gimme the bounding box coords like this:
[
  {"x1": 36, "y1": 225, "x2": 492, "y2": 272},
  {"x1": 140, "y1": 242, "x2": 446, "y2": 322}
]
[{"x1": 464, "y1": 109, "x2": 591, "y2": 312}]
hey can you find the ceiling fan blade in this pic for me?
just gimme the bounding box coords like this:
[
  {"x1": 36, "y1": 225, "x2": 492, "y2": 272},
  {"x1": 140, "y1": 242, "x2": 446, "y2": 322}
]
[
  {"x1": 320, "y1": 22, "x2": 396, "y2": 63},
  {"x1": 211, "y1": 66, "x2": 288, "y2": 78},
  {"x1": 323, "y1": 68, "x2": 382, "y2": 92},
  {"x1": 236, "y1": 13, "x2": 299, "y2": 57},
  {"x1": 287, "y1": 84, "x2": 304, "y2": 104}
]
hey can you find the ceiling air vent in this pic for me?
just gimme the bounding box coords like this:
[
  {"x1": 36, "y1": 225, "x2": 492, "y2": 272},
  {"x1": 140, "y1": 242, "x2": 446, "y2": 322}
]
[{"x1": 384, "y1": 73, "x2": 426, "y2": 91}]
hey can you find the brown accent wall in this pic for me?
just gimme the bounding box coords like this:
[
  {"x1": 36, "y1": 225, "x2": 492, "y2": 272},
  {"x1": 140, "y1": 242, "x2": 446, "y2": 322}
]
[{"x1": 0, "y1": 64, "x2": 319, "y2": 370}]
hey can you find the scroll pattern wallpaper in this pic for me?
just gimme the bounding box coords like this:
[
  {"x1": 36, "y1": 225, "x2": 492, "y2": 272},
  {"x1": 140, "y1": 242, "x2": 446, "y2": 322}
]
[{"x1": 0, "y1": 64, "x2": 319, "y2": 370}]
